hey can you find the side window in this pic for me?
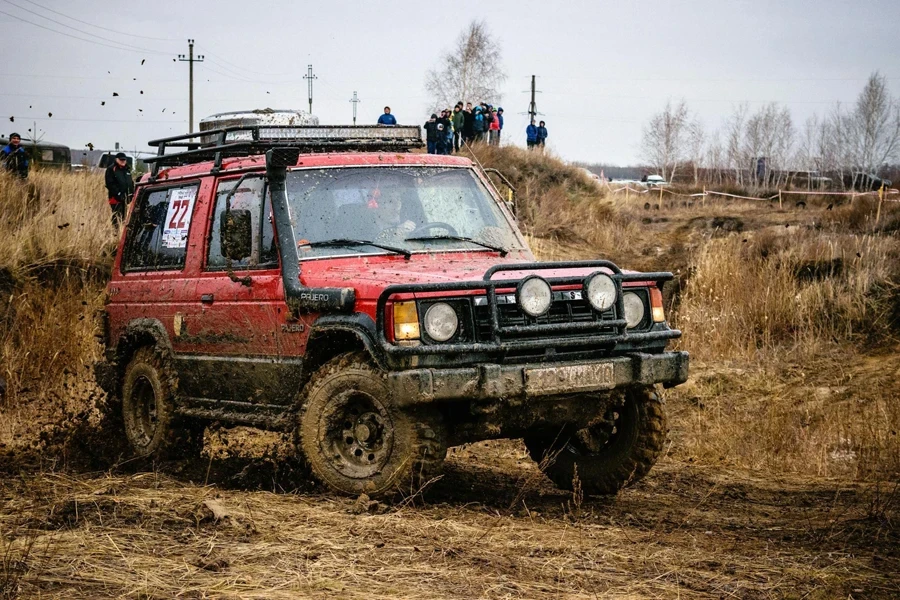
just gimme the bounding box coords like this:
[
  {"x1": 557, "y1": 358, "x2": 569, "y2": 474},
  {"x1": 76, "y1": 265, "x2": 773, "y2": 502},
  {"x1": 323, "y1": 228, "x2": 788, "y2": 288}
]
[
  {"x1": 207, "y1": 177, "x2": 278, "y2": 270},
  {"x1": 123, "y1": 184, "x2": 199, "y2": 271}
]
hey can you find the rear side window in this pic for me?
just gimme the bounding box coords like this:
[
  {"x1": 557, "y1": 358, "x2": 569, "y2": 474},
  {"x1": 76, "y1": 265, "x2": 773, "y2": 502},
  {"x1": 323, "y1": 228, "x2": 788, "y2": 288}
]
[
  {"x1": 207, "y1": 176, "x2": 278, "y2": 270},
  {"x1": 123, "y1": 183, "x2": 199, "y2": 272}
]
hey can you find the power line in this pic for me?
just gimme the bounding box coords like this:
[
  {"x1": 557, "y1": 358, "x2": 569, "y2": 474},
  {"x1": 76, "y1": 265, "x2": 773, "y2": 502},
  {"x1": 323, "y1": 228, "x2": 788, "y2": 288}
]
[
  {"x1": 0, "y1": 0, "x2": 171, "y2": 55},
  {"x1": 23, "y1": 0, "x2": 179, "y2": 41},
  {"x1": 0, "y1": 92, "x2": 181, "y2": 100},
  {"x1": 0, "y1": 6, "x2": 169, "y2": 55},
  {"x1": 2, "y1": 115, "x2": 183, "y2": 123}
]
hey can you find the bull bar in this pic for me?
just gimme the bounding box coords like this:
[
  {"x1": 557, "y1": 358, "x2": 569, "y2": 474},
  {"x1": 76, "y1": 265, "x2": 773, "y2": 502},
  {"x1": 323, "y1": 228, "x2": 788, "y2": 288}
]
[{"x1": 375, "y1": 260, "x2": 682, "y2": 356}]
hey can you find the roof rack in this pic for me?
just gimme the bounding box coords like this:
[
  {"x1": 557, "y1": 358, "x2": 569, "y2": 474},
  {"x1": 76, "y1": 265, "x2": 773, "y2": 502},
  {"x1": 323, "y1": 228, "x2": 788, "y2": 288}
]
[{"x1": 144, "y1": 124, "x2": 424, "y2": 179}]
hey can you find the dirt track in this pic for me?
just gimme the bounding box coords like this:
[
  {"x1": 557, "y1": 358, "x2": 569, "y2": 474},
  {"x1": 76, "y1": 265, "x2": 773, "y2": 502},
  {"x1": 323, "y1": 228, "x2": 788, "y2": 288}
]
[{"x1": 2, "y1": 439, "x2": 897, "y2": 599}]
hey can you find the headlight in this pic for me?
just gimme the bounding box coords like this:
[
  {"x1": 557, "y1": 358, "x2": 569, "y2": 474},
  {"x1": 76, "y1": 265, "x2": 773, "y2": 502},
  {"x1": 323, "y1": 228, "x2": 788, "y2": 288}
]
[
  {"x1": 584, "y1": 273, "x2": 616, "y2": 312},
  {"x1": 517, "y1": 276, "x2": 552, "y2": 317},
  {"x1": 623, "y1": 292, "x2": 646, "y2": 328},
  {"x1": 423, "y1": 303, "x2": 459, "y2": 342}
]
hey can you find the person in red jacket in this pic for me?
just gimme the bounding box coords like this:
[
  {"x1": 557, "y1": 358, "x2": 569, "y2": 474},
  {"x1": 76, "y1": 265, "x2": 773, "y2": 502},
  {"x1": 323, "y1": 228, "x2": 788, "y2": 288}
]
[{"x1": 488, "y1": 109, "x2": 501, "y2": 146}]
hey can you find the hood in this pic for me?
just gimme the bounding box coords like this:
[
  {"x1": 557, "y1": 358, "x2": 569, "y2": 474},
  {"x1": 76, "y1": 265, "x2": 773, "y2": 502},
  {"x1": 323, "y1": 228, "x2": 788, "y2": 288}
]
[{"x1": 298, "y1": 252, "x2": 627, "y2": 301}]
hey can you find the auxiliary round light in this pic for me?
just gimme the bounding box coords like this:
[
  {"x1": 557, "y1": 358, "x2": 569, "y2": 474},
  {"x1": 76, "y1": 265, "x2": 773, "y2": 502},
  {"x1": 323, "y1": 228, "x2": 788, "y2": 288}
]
[
  {"x1": 423, "y1": 303, "x2": 459, "y2": 342},
  {"x1": 623, "y1": 292, "x2": 646, "y2": 328},
  {"x1": 584, "y1": 273, "x2": 617, "y2": 312},
  {"x1": 517, "y1": 276, "x2": 553, "y2": 317}
]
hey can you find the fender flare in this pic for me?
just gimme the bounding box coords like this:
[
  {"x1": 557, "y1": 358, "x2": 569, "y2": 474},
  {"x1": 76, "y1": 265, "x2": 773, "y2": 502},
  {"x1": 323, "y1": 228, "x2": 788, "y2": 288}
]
[
  {"x1": 115, "y1": 318, "x2": 174, "y2": 364},
  {"x1": 306, "y1": 313, "x2": 387, "y2": 371}
]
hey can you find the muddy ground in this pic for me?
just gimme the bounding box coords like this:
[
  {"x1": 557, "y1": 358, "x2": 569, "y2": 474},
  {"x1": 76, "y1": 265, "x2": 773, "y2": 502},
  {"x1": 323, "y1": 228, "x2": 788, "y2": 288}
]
[{"x1": 1, "y1": 437, "x2": 897, "y2": 599}]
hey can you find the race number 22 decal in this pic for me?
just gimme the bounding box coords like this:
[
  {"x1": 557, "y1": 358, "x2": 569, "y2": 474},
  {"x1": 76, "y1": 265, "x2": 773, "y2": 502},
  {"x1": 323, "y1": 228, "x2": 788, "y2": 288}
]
[{"x1": 161, "y1": 187, "x2": 197, "y2": 249}]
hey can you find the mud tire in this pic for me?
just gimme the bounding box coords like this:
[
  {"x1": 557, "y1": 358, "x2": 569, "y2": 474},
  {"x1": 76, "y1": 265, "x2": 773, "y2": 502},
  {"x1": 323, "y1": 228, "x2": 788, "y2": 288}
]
[
  {"x1": 121, "y1": 346, "x2": 203, "y2": 460},
  {"x1": 297, "y1": 352, "x2": 446, "y2": 498},
  {"x1": 524, "y1": 387, "x2": 667, "y2": 496}
]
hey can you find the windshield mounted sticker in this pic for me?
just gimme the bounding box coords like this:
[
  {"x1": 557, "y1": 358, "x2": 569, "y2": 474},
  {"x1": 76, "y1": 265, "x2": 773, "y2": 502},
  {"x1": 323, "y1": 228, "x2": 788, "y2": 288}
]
[{"x1": 162, "y1": 187, "x2": 197, "y2": 249}]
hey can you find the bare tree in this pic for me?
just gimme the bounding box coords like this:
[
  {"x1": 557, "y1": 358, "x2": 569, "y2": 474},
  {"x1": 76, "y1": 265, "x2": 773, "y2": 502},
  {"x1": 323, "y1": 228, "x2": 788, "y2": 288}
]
[
  {"x1": 742, "y1": 103, "x2": 794, "y2": 187},
  {"x1": 724, "y1": 104, "x2": 748, "y2": 186},
  {"x1": 686, "y1": 118, "x2": 706, "y2": 186},
  {"x1": 705, "y1": 131, "x2": 725, "y2": 186},
  {"x1": 425, "y1": 21, "x2": 506, "y2": 110},
  {"x1": 640, "y1": 100, "x2": 690, "y2": 182},
  {"x1": 848, "y1": 71, "x2": 900, "y2": 174}
]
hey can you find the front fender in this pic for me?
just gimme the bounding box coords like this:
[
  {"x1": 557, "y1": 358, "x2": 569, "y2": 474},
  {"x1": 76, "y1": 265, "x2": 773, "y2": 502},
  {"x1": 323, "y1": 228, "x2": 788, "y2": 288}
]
[{"x1": 307, "y1": 312, "x2": 387, "y2": 371}]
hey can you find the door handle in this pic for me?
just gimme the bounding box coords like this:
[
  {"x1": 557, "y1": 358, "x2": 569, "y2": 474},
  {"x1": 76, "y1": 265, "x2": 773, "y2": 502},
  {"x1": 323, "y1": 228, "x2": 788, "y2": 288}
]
[{"x1": 200, "y1": 294, "x2": 214, "y2": 304}]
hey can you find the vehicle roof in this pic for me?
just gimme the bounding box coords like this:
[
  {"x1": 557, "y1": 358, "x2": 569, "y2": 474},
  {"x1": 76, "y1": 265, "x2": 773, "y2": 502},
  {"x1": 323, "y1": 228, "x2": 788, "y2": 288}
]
[
  {"x1": 0, "y1": 137, "x2": 70, "y2": 149},
  {"x1": 145, "y1": 152, "x2": 473, "y2": 182}
]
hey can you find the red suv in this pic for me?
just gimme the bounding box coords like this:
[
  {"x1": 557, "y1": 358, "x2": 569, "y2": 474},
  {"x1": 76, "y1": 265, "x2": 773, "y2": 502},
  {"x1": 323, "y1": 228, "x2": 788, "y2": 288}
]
[{"x1": 95, "y1": 125, "x2": 688, "y2": 498}]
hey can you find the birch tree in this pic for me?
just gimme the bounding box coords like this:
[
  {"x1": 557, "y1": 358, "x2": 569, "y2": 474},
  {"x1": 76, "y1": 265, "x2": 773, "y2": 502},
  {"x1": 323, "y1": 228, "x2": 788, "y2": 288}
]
[
  {"x1": 640, "y1": 100, "x2": 690, "y2": 182},
  {"x1": 425, "y1": 21, "x2": 506, "y2": 111}
]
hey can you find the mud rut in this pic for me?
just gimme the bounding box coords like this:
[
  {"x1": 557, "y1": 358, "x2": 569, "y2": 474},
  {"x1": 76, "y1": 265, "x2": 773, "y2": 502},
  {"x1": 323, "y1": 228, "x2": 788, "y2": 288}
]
[{"x1": 1, "y1": 438, "x2": 897, "y2": 599}]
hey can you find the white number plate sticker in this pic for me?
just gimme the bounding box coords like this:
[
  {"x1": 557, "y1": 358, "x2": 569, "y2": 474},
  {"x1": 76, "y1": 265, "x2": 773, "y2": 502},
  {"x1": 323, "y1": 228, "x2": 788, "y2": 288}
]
[{"x1": 524, "y1": 363, "x2": 615, "y2": 397}]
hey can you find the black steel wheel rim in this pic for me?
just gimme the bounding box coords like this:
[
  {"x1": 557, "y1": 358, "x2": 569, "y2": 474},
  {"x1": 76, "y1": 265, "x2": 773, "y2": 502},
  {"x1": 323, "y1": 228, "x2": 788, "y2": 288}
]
[{"x1": 320, "y1": 390, "x2": 394, "y2": 479}]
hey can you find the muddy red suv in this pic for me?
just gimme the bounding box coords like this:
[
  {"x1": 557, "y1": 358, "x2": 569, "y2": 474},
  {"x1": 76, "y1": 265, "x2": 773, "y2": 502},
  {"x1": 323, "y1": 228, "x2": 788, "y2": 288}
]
[{"x1": 95, "y1": 125, "x2": 688, "y2": 498}]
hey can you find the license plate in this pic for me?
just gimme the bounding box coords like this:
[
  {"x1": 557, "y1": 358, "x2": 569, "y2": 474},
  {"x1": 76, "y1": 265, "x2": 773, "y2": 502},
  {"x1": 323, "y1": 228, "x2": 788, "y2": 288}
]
[{"x1": 524, "y1": 363, "x2": 615, "y2": 397}]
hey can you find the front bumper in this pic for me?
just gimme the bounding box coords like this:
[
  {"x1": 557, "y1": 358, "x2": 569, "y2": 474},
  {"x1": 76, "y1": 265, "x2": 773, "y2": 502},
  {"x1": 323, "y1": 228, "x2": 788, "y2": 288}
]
[{"x1": 387, "y1": 351, "x2": 688, "y2": 405}]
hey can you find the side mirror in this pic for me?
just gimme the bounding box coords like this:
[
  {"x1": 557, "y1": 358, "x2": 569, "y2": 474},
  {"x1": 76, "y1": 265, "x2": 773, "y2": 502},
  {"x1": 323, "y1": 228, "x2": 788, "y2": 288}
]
[{"x1": 221, "y1": 209, "x2": 252, "y2": 261}]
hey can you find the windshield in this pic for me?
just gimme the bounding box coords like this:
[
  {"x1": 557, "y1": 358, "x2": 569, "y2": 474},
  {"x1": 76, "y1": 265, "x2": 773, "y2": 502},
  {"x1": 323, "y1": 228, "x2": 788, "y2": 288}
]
[{"x1": 285, "y1": 166, "x2": 523, "y2": 258}]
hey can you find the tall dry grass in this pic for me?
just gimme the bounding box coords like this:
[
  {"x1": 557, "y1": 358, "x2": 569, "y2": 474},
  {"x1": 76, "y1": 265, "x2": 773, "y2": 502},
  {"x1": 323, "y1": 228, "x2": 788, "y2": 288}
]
[
  {"x1": 1, "y1": 161, "x2": 898, "y2": 479},
  {"x1": 675, "y1": 227, "x2": 900, "y2": 362},
  {"x1": 0, "y1": 170, "x2": 115, "y2": 441}
]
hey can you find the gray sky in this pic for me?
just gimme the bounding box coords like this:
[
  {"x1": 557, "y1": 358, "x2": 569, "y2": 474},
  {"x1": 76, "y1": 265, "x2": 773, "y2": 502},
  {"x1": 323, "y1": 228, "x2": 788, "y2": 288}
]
[{"x1": 2, "y1": 0, "x2": 899, "y2": 164}]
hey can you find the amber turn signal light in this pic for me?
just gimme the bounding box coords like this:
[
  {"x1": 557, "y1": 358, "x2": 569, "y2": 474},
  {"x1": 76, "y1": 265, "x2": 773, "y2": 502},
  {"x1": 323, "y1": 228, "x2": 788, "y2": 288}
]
[
  {"x1": 393, "y1": 301, "x2": 420, "y2": 340},
  {"x1": 649, "y1": 287, "x2": 666, "y2": 323}
]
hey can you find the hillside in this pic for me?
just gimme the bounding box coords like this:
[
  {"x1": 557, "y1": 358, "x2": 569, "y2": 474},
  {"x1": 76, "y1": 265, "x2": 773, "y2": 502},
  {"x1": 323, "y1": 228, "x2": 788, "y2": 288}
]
[{"x1": 1, "y1": 154, "x2": 899, "y2": 598}]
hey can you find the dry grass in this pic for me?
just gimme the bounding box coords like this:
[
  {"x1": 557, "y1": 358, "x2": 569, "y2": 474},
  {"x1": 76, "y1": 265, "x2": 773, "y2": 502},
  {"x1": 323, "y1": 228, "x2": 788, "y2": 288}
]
[
  {"x1": 0, "y1": 170, "x2": 116, "y2": 275},
  {"x1": 0, "y1": 444, "x2": 897, "y2": 599},
  {"x1": 0, "y1": 170, "x2": 114, "y2": 443}
]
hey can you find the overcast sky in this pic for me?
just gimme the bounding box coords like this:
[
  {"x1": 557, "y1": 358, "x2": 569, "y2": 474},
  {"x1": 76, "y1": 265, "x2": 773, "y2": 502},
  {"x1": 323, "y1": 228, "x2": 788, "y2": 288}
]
[{"x1": 2, "y1": 0, "x2": 898, "y2": 164}]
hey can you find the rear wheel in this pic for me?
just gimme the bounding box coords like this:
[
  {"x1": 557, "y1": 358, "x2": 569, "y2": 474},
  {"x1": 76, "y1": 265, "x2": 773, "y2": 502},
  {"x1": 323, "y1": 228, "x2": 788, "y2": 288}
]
[
  {"x1": 524, "y1": 387, "x2": 667, "y2": 495},
  {"x1": 121, "y1": 346, "x2": 204, "y2": 460},
  {"x1": 297, "y1": 353, "x2": 446, "y2": 498}
]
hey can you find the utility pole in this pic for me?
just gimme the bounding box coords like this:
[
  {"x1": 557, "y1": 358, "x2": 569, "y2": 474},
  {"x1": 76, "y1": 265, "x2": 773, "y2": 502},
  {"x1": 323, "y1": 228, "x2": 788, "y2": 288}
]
[
  {"x1": 304, "y1": 65, "x2": 317, "y2": 115},
  {"x1": 178, "y1": 39, "x2": 204, "y2": 133},
  {"x1": 349, "y1": 91, "x2": 360, "y2": 125},
  {"x1": 528, "y1": 75, "x2": 537, "y2": 124}
]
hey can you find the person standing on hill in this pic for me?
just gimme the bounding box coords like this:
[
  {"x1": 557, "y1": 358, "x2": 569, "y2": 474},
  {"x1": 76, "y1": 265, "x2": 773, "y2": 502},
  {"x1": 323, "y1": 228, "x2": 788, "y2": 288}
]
[
  {"x1": 537, "y1": 121, "x2": 548, "y2": 150},
  {"x1": 462, "y1": 103, "x2": 475, "y2": 145},
  {"x1": 106, "y1": 152, "x2": 134, "y2": 224},
  {"x1": 377, "y1": 106, "x2": 397, "y2": 125},
  {"x1": 496, "y1": 107, "x2": 504, "y2": 144},
  {"x1": 2, "y1": 133, "x2": 29, "y2": 179},
  {"x1": 488, "y1": 108, "x2": 500, "y2": 146},
  {"x1": 451, "y1": 104, "x2": 465, "y2": 152},
  {"x1": 473, "y1": 106, "x2": 484, "y2": 143},
  {"x1": 424, "y1": 114, "x2": 439, "y2": 154},
  {"x1": 526, "y1": 121, "x2": 538, "y2": 150},
  {"x1": 437, "y1": 110, "x2": 453, "y2": 155}
]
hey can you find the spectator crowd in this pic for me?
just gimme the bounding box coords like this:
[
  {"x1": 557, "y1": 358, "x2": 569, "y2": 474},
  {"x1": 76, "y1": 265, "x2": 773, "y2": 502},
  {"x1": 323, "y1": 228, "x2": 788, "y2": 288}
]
[
  {"x1": 421, "y1": 102, "x2": 505, "y2": 155},
  {"x1": 378, "y1": 103, "x2": 552, "y2": 155}
]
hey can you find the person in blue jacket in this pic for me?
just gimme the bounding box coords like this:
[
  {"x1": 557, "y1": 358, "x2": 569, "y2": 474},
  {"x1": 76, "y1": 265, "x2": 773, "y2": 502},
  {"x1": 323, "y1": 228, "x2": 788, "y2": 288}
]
[
  {"x1": 377, "y1": 106, "x2": 397, "y2": 125},
  {"x1": 2, "y1": 133, "x2": 29, "y2": 179},
  {"x1": 473, "y1": 106, "x2": 484, "y2": 143},
  {"x1": 537, "y1": 120, "x2": 548, "y2": 150},
  {"x1": 526, "y1": 121, "x2": 538, "y2": 150},
  {"x1": 496, "y1": 107, "x2": 504, "y2": 142}
]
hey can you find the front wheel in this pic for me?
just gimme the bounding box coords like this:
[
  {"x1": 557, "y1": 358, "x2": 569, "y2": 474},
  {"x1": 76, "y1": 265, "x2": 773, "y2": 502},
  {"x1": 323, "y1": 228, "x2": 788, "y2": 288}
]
[
  {"x1": 121, "y1": 346, "x2": 204, "y2": 460},
  {"x1": 524, "y1": 387, "x2": 667, "y2": 495},
  {"x1": 297, "y1": 353, "x2": 446, "y2": 498}
]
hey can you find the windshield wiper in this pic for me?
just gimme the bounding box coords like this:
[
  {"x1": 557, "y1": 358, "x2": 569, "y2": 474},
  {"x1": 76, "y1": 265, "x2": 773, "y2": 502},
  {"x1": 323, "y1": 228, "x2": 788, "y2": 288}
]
[
  {"x1": 404, "y1": 235, "x2": 508, "y2": 257},
  {"x1": 298, "y1": 238, "x2": 411, "y2": 259}
]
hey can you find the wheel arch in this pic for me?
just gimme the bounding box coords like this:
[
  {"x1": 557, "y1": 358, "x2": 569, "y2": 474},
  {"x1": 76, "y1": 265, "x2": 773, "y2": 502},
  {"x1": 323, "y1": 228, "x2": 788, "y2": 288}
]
[
  {"x1": 112, "y1": 318, "x2": 175, "y2": 385},
  {"x1": 302, "y1": 313, "x2": 385, "y2": 386}
]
